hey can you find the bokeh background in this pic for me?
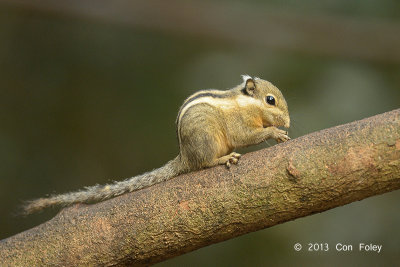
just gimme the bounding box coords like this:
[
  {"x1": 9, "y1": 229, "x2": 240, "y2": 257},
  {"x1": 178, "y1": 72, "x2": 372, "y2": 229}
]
[{"x1": 1, "y1": 0, "x2": 399, "y2": 266}]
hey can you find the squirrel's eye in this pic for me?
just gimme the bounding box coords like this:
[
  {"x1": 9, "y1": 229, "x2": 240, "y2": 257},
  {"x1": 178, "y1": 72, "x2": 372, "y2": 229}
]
[{"x1": 266, "y1": 95, "x2": 275, "y2": 105}]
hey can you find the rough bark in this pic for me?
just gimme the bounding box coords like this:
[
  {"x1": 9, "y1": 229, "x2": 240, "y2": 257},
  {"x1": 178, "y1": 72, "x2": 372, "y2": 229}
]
[{"x1": 1, "y1": 109, "x2": 399, "y2": 266}]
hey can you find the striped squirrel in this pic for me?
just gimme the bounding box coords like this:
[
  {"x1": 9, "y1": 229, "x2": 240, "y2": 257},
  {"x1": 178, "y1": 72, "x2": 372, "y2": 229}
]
[{"x1": 23, "y1": 75, "x2": 290, "y2": 214}]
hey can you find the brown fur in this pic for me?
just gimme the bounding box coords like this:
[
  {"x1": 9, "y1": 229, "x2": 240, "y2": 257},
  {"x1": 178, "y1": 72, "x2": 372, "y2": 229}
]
[{"x1": 22, "y1": 76, "x2": 290, "y2": 214}]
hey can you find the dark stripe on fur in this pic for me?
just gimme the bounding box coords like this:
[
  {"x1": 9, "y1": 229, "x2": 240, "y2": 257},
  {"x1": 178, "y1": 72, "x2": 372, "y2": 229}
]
[{"x1": 176, "y1": 92, "x2": 227, "y2": 124}]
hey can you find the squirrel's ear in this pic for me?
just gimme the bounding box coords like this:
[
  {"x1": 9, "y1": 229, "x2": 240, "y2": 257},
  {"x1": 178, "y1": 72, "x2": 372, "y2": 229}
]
[{"x1": 243, "y1": 76, "x2": 256, "y2": 96}]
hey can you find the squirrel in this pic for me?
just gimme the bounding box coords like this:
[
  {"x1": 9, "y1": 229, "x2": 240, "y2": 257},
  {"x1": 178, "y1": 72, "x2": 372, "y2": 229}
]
[{"x1": 22, "y1": 75, "x2": 290, "y2": 214}]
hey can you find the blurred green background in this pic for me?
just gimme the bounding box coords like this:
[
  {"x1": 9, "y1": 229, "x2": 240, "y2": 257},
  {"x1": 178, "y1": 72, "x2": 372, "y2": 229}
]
[{"x1": 0, "y1": 0, "x2": 399, "y2": 266}]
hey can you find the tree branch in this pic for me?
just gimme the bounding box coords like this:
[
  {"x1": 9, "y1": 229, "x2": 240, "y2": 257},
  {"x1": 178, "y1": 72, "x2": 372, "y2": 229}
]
[{"x1": 1, "y1": 109, "x2": 400, "y2": 266}]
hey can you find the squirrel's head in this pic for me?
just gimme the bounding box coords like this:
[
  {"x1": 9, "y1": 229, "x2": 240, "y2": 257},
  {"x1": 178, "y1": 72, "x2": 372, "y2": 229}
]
[{"x1": 242, "y1": 75, "x2": 290, "y2": 129}]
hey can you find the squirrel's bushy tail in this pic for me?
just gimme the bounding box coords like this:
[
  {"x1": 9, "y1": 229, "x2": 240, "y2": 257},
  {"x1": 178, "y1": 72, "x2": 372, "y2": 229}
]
[{"x1": 22, "y1": 156, "x2": 185, "y2": 214}]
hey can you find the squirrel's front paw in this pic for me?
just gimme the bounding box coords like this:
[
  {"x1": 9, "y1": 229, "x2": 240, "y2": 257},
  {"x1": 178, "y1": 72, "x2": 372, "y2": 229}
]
[{"x1": 269, "y1": 127, "x2": 290, "y2": 143}]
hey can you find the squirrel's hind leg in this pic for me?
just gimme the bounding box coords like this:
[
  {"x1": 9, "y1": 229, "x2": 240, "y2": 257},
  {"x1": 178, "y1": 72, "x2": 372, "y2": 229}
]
[{"x1": 212, "y1": 152, "x2": 241, "y2": 169}]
